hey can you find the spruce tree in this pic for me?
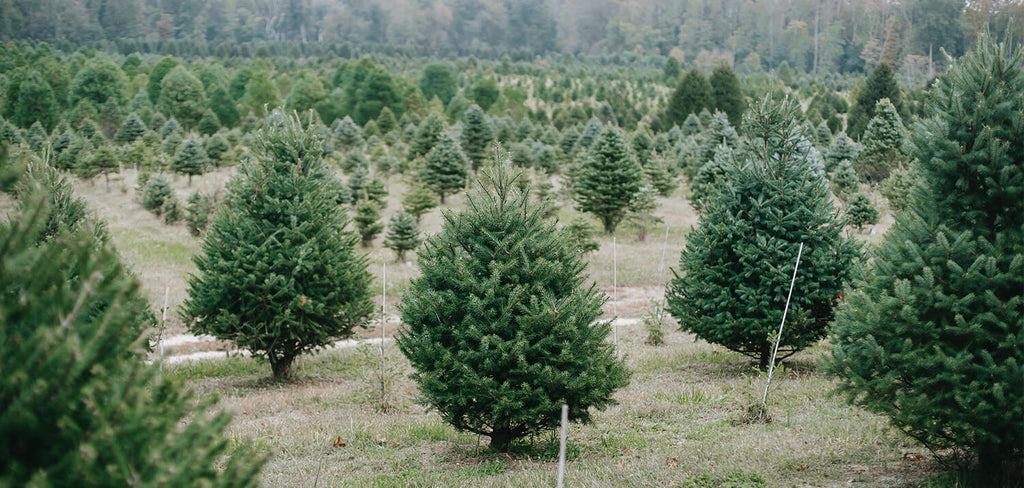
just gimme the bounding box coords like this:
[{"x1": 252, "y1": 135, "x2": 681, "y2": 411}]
[
  {"x1": 575, "y1": 116, "x2": 604, "y2": 153},
  {"x1": 353, "y1": 200, "x2": 383, "y2": 247},
  {"x1": 824, "y1": 132, "x2": 859, "y2": 173},
  {"x1": 402, "y1": 182, "x2": 439, "y2": 222},
  {"x1": 666, "y1": 96, "x2": 859, "y2": 368},
  {"x1": 209, "y1": 85, "x2": 240, "y2": 128},
  {"x1": 854, "y1": 98, "x2": 907, "y2": 185},
  {"x1": 847, "y1": 63, "x2": 903, "y2": 140},
  {"x1": 114, "y1": 112, "x2": 147, "y2": 144},
  {"x1": 420, "y1": 131, "x2": 468, "y2": 204},
  {"x1": 0, "y1": 153, "x2": 262, "y2": 486},
  {"x1": 335, "y1": 115, "x2": 364, "y2": 151},
  {"x1": 664, "y1": 68, "x2": 712, "y2": 127},
  {"x1": 384, "y1": 210, "x2": 420, "y2": 261},
  {"x1": 461, "y1": 104, "x2": 494, "y2": 171},
  {"x1": 171, "y1": 136, "x2": 209, "y2": 185},
  {"x1": 830, "y1": 38, "x2": 1024, "y2": 480},
  {"x1": 397, "y1": 162, "x2": 630, "y2": 452},
  {"x1": 710, "y1": 64, "x2": 746, "y2": 127},
  {"x1": 408, "y1": 112, "x2": 445, "y2": 161},
  {"x1": 574, "y1": 126, "x2": 644, "y2": 233},
  {"x1": 183, "y1": 113, "x2": 374, "y2": 379},
  {"x1": 845, "y1": 193, "x2": 878, "y2": 230}
]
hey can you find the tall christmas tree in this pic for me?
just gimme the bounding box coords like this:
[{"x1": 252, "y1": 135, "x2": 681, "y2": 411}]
[
  {"x1": 847, "y1": 63, "x2": 904, "y2": 140},
  {"x1": 461, "y1": 104, "x2": 495, "y2": 171},
  {"x1": 183, "y1": 113, "x2": 374, "y2": 379},
  {"x1": 667, "y1": 96, "x2": 859, "y2": 368},
  {"x1": 397, "y1": 161, "x2": 629, "y2": 452},
  {"x1": 830, "y1": 37, "x2": 1024, "y2": 480},
  {"x1": 171, "y1": 135, "x2": 210, "y2": 186},
  {"x1": 854, "y1": 98, "x2": 907, "y2": 185},
  {"x1": 573, "y1": 126, "x2": 644, "y2": 233},
  {"x1": 420, "y1": 131, "x2": 468, "y2": 204}
]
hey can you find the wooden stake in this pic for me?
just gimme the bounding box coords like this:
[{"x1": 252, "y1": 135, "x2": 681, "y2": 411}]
[
  {"x1": 557, "y1": 404, "x2": 568, "y2": 488},
  {"x1": 761, "y1": 242, "x2": 804, "y2": 409}
]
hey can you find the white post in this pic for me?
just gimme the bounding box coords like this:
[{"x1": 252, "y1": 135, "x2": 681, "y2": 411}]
[
  {"x1": 556, "y1": 404, "x2": 568, "y2": 488},
  {"x1": 159, "y1": 287, "x2": 169, "y2": 373},
  {"x1": 761, "y1": 242, "x2": 804, "y2": 408},
  {"x1": 381, "y1": 261, "x2": 387, "y2": 401},
  {"x1": 612, "y1": 236, "x2": 618, "y2": 346}
]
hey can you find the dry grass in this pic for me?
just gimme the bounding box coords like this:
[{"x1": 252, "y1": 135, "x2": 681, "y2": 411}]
[{"x1": 67, "y1": 168, "x2": 935, "y2": 487}]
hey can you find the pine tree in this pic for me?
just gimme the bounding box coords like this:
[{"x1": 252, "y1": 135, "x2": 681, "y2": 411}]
[
  {"x1": 158, "y1": 66, "x2": 206, "y2": 129},
  {"x1": 171, "y1": 136, "x2": 209, "y2": 185},
  {"x1": 574, "y1": 126, "x2": 644, "y2": 233},
  {"x1": 397, "y1": 162, "x2": 630, "y2": 452},
  {"x1": 666, "y1": 96, "x2": 859, "y2": 369},
  {"x1": 402, "y1": 182, "x2": 439, "y2": 222},
  {"x1": 847, "y1": 63, "x2": 903, "y2": 140},
  {"x1": 408, "y1": 112, "x2": 445, "y2": 161},
  {"x1": 114, "y1": 112, "x2": 147, "y2": 144},
  {"x1": 710, "y1": 64, "x2": 746, "y2": 127},
  {"x1": 461, "y1": 104, "x2": 494, "y2": 171},
  {"x1": 384, "y1": 211, "x2": 420, "y2": 261},
  {"x1": 183, "y1": 113, "x2": 373, "y2": 379},
  {"x1": 420, "y1": 131, "x2": 468, "y2": 204},
  {"x1": 0, "y1": 154, "x2": 262, "y2": 486},
  {"x1": 664, "y1": 68, "x2": 712, "y2": 127},
  {"x1": 854, "y1": 98, "x2": 907, "y2": 185},
  {"x1": 844, "y1": 193, "x2": 878, "y2": 230},
  {"x1": 879, "y1": 163, "x2": 920, "y2": 211},
  {"x1": 353, "y1": 200, "x2": 383, "y2": 247},
  {"x1": 824, "y1": 132, "x2": 859, "y2": 173},
  {"x1": 197, "y1": 110, "x2": 221, "y2": 136},
  {"x1": 830, "y1": 38, "x2": 1024, "y2": 480}
]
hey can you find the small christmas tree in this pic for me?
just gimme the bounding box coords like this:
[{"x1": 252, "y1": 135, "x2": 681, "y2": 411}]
[
  {"x1": 114, "y1": 112, "x2": 148, "y2": 144},
  {"x1": 574, "y1": 126, "x2": 644, "y2": 233},
  {"x1": 420, "y1": 131, "x2": 468, "y2": 204},
  {"x1": 384, "y1": 211, "x2": 420, "y2": 261},
  {"x1": 353, "y1": 199, "x2": 383, "y2": 247},
  {"x1": 335, "y1": 115, "x2": 364, "y2": 151},
  {"x1": 183, "y1": 113, "x2": 374, "y2": 379},
  {"x1": 402, "y1": 182, "x2": 439, "y2": 222},
  {"x1": 461, "y1": 104, "x2": 495, "y2": 171},
  {"x1": 854, "y1": 98, "x2": 907, "y2": 185},
  {"x1": 397, "y1": 161, "x2": 629, "y2": 452},
  {"x1": 171, "y1": 135, "x2": 209, "y2": 185},
  {"x1": 667, "y1": 96, "x2": 859, "y2": 369},
  {"x1": 408, "y1": 112, "x2": 445, "y2": 161},
  {"x1": 844, "y1": 193, "x2": 878, "y2": 230}
]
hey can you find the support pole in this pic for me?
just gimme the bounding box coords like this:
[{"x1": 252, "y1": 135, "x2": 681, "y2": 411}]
[
  {"x1": 159, "y1": 287, "x2": 169, "y2": 374},
  {"x1": 762, "y1": 242, "x2": 804, "y2": 408},
  {"x1": 612, "y1": 236, "x2": 618, "y2": 346},
  {"x1": 380, "y1": 261, "x2": 387, "y2": 402},
  {"x1": 556, "y1": 404, "x2": 568, "y2": 488}
]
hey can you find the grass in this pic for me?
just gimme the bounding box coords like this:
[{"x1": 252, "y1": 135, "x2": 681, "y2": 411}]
[{"x1": 68, "y1": 166, "x2": 935, "y2": 486}]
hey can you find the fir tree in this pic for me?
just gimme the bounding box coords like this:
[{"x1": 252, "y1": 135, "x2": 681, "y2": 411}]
[
  {"x1": 141, "y1": 174, "x2": 174, "y2": 215},
  {"x1": 209, "y1": 85, "x2": 240, "y2": 128},
  {"x1": 419, "y1": 63, "x2": 457, "y2": 106},
  {"x1": 829, "y1": 159, "x2": 859, "y2": 201},
  {"x1": 664, "y1": 68, "x2": 712, "y2": 127},
  {"x1": 171, "y1": 136, "x2": 209, "y2": 186},
  {"x1": 384, "y1": 211, "x2": 420, "y2": 261},
  {"x1": 157, "y1": 66, "x2": 206, "y2": 129},
  {"x1": 666, "y1": 96, "x2": 859, "y2": 369},
  {"x1": 353, "y1": 200, "x2": 384, "y2": 247},
  {"x1": 824, "y1": 132, "x2": 859, "y2": 173},
  {"x1": 710, "y1": 64, "x2": 746, "y2": 127},
  {"x1": 0, "y1": 151, "x2": 263, "y2": 487},
  {"x1": 830, "y1": 38, "x2": 1024, "y2": 480},
  {"x1": 681, "y1": 113, "x2": 702, "y2": 136},
  {"x1": 183, "y1": 113, "x2": 374, "y2": 379},
  {"x1": 574, "y1": 126, "x2": 644, "y2": 233},
  {"x1": 376, "y1": 106, "x2": 398, "y2": 134},
  {"x1": 854, "y1": 98, "x2": 907, "y2": 185},
  {"x1": 420, "y1": 131, "x2": 468, "y2": 204},
  {"x1": 197, "y1": 110, "x2": 221, "y2": 136},
  {"x1": 397, "y1": 162, "x2": 630, "y2": 452},
  {"x1": 89, "y1": 144, "x2": 118, "y2": 188},
  {"x1": 690, "y1": 144, "x2": 735, "y2": 213},
  {"x1": 470, "y1": 77, "x2": 500, "y2": 112},
  {"x1": 146, "y1": 55, "x2": 179, "y2": 104},
  {"x1": 408, "y1": 112, "x2": 445, "y2": 161},
  {"x1": 575, "y1": 116, "x2": 604, "y2": 153},
  {"x1": 114, "y1": 112, "x2": 147, "y2": 144},
  {"x1": 847, "y1": 63, "x2": 903, "y2": 140},
  {"x1": 845, "y1": 193, "x2": 878, "y2": 230},
  {"x1": 402, "y1": 183, "x2": 439, "y2": 222},
  {"x1": 879, "y1": 163, "x2": 920, "y2": 211},
  {"x1": 461, "y1": 104, "x2": 494, "y2": 171},
  {"x1": 689, "y1": 111, "x2": 739, "y2": 179},
  {"x1": 204, "y1": 134, "x2": 230, "y2": 165}
]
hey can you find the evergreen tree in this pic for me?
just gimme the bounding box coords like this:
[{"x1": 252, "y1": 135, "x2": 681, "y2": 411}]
[
  {"x1": 147, "y1": 55, "x2": 179, "y2": 104},
  {"x1": 470, "y1": 77, "x2": 500, "y2": 112},
  {"x1": 158, "y1": 66, "x2": 206, "y2": 129},
  {"x1": 397, "y1": 162, "x2": 629, "y2": 452},
  {"x1": 197, "y1": 110, "x2": 221, "y2": 136},
  {"x1": 710, "y1": 64, "x2": 746, "y2": 127},
  {"x1": 664, "y1": 68, "x2": 712, "y2": 127},
  {"x1": 335, "y1": 115, "x2": 364, "y2": 151},
  {"x1": 402, "y1": 182, "x2": 439, "y2": 222},
  {"x1": 12, "y1": 71, "x2": 58, "y2": 131},
  {"x1": 575, "y1": 116, "x2": 604, "y2": 153},
  {"x1": 845, "y1": 193, "x2": 878, "y2": 230},
  {"x1": 690, "y1": 144, "x2": 735, "y2": 213},
  {"x1": 353, "y1": 200, "x2": 383, "y2": 247},
  {"x1": 829, "y1": 158, "x2": 860, "y2": 201},
  {"x1": 830, "y1": 39, "x2": 1024, "y2": 480},
  {"x1": 461, "y1": 104, "x2": 494, "y2": 171},
  {"x1": 0, "y1": 151, "x2": 263, "y2": 487},
  {"x1": 824, "y1": 132, "x2": 859, "y2": 173},
  {"x1": 419, "y1": 63, "x2": 457, "y2": 106},
  {"x1": 183, "y1": 113, "x2": 374, "y2": 379},
  {"x1": 574, "y1": 126, "x2": 644, "y2": 233},
  {"x1": 663, "y1": 56, "x2": 682, "y2": 81},
  {"x1": 209, "y1": 85, "x2": 240, "y2": 128},
  {"x1": 141, "y1": 174, "x2": 174, "y2": 215},
  {"x1": 681, "y1": 113, "x2": 702, "y2": 136},
  {"x1": 643, "y1": 154, "x2": 676, "y2": 196},
  {"x1": 420, "y1": 131, "x2": 468, "y2": 204},
  {"x1": 689, "y1": 111, "x2": 740, "y2": 179},
  {"x1": 666, "y1": 96, "x2": 859, "y2": 369},
  {"x1": 376, "y1": 106, "x2": 398, "y2": 134},
  {"x1": 114, "y1": 112, "x2": 147, "y2": 144},
  {"x1": 89, "y1": 144, "x2": 118, "y2": 188},
  {"x1": 243, "y1": 68, "x2": 280, "y2": 116},
  {"x1": 69, "y1": 55, "x2": 126, "y2": 108},
  {"x1": 879, "y1": 163, "x2": 920, "y2": 211},
  {"x1": 171, "y1": 136, "x2": 209, "y2": 185},
  {"x1": 384, "y1": 210, "x2": 419, "y2": 261},
  {"x1": 847, "y1": 63, "x2": 903, "y2": 140},
  {"x1": 854, "y1": 98, "x2": 907, "y2": 185},
  {"x1": 409, "y1": 112, "x2": 445, "y2": 162}
]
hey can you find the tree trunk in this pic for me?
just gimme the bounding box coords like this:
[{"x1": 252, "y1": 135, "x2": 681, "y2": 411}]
[
  {"x1": 270, "y1": 354, "x2": 295, "y2": 379},
  {"x1": 489, "y1": 428, "x2": 515, "y2": 452}
]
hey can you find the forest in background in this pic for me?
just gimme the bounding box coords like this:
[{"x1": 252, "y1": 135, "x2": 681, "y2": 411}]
[{"x1": 1, "y1": 0, "x2": 1021, "y2": 79}]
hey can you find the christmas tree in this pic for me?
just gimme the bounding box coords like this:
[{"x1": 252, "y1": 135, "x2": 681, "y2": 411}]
[
  {"x1": 114, "y1": 112, "x2": 147, "y2": 144},
  {"x1": 183, "y1": 113, "x2": 374, "y2": 379},
  {"x1": 854, "y1": 98, "x2": 907, "y2": 185},
  {"x1": 461, "y1": 104, "x2": 495, "y2": 171},
  {"x1": 667, "y1": 96, "x2": 859, "y2": 368},
  {"x1": 420, "y1": 131, "x2": 468, "y2": 204},
  {"x1": 353, "y1": 199, "x2": 383, "y2": 247},
  {"x1": 397, "y1": 161, "x2": 629, "y2": 452},
  {"x1": 830, "y1": 37, "x2": 1024, "y2": 480},
  {"x1": 402, "y1": 182, "x2": 439, "y2": 222},
  {"x1": 573, "y1": 126, "x2": 644, "y2": 233},
  {"x1": 384, "y1": 210, "x2": 420, "y2": 261},
  {"x1": 171, "y1": 135, "x2": 210, "y2": 185}
]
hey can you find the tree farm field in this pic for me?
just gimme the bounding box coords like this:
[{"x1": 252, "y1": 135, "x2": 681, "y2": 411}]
[{"x1": 65, "y1": 167, "x2": 927, "y2": 487}]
